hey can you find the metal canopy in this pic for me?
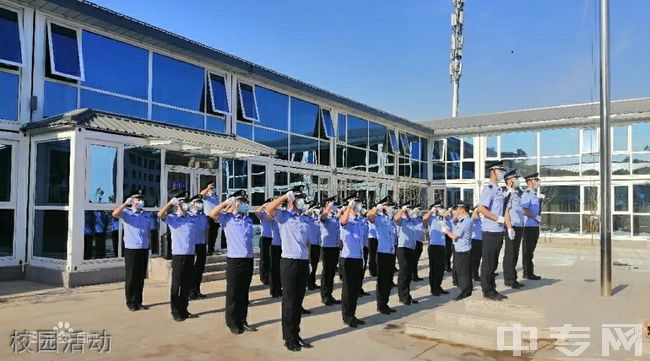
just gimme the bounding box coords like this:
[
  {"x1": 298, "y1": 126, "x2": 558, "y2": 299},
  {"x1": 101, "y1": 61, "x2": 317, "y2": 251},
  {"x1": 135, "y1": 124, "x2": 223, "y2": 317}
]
[{"x1": 22, "y1": 109, "x2": 276, "y2": 158}]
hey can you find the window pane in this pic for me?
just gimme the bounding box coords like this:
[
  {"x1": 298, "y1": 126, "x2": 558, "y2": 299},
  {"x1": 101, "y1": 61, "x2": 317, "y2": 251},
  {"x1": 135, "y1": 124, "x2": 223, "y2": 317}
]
[
  {"x1": 368, "y1": 150, "x2": 378, "y2": 173},
  {"x1": 581, "y1": 154, "x2": 599, "y2": 176},
  {"x1": 540, "y1": 128, "x2": 579, "y2": 156},
  {"x1": 613, "y1": 215, "x2": 630, "y2": 236},
  {"x1": 338, "y1": 114, "x2": 346, "y2": 142},
  {"x1": 152, "y1": 53, "x2": 203, "y2": 110},
  {"x1": 336, "y1": 145, "x2": 345, "y2": 168},
  {"x1": 432, "y1": 161, "x2": 445, "y2": 180},
  {"x1": 33, "y1": 210, "x2": 68, "y2": 259},
  {"x1": 540, "y1": 156, "x2": 580, "y2": 177},
  {"x1": 447, "y1": 137, "x2": 460, "y2": 161},
  {"x1": 238, "y1": 82, "x2": 258, "y2": 121},
  {"x1": 612, "y1": 154, "x2": 630, "y2": 175},
  {"x1": 273, "y1": 170, "x2": 288, "y2": 197},
  {"x1": 633, "y1": 215, "x2": 650, "y2": 236},
  {"x1": 399, "y1": 133, "x2": 410, "y2": 155},
  {"x1": 84, "y1": 210, "x2": 120, "y2": 259},
  {"x1": 254, "y1": 127, "x2": 288, "y2": 160},
  {"x1": 633, "y1": 184, "x2": 650, "y2": 213},
  {"x1": 80, "y1": 89, "x2": 147, "y2": 119},
  {"x1": 632, "y1": 122, "x2": 650, "y2": 152},
  {"x1": 447, "y1": 161, "x2": 460, "y2": 180},
  {"x1": 385, "y1": 154, "x2": 395, "y2": 175},
  {"x1": 237, "y1": 121, "x2": 253, "y2": 140},
  {"x1": 152, "y1": 105, "x2": 204, "y2": 130},
  {"x1": 419, "y1": 161, "x2": 428, "y2": 180},
  {"x1": 36, "y1": 140, "x2": 70, "y2": 205},
  {"x1": 501, "y1": 131, "x2": 536, "y2": 158},
  {"x1": 206, "y1": 115, "x2": 226, "y2": 134},
  {"x1": 410, "y1": 138, "x2": 420, "y2": 161},
  {"x1": 421, "y1": 139, "x2": 428, "y2": 161},
  {"x1": 541, "y1": 213, "x2": 580, "y2": 234},
  {"x1": 290, "y1": 97, "x2": 318, "y2": 137},
  {"x1": 319, "y1": 140, "x2": 330, "y2": 166},
  {"x1": 208, "y1": 73, "x2": 229, "y2": 114},
  {"x1": 88, "y1": 145, "x2": 117, "y2": 203},
  {"x1": 0, "y1": 8, "x2": 22, "y2": 65},
  {"x1": 347, "y1": 146, "x2": 367, "y2": 171},
  {"x1": 632, "y1": 153, "x2": 650, "y2": 175},
  {"x1": 318, "y1": 110, "x2": 335, "y2": 139},
  {"x1": 255, "y1": 86, "x2": 287, "y2": 130},
  {"x1": 0, "y1": 71, "x2": 18, "y2": 121},
  {"x1": 398, "y1": 157, "x2": 411, "y2": 178},
  {"x1": 123, "y1": 146, "x2": 161, "y2": 207},
  {"x1": 501, "y1": 158, "x2": 537, "y2": 178},
  {"x1": 388, "y1": 130, "x2": 399, "y2": 153},
  {"x1": 463, "y1": 189, "x2": 474, "y2": 205},
  {"x1": 369, "y1": 121, "x2": 387, "y2": 152},
  {"x1": 251, "y1": 164, "x2": 266, "y2": 206},
  {"x1": 584, "y1": 186, "x2": 598, "y2": 213},
  {"x1": 486, "y1": 135, "x2": 498, "y2": 157},
  {"x1": 446, "y1": 188, "x2": 461, "y2": 206},
  {"x1": 582, "y1": 128, "x2": 598, "y2": 154},
  {"x1": 462, "y1": 161, "x2": 475, "y2": 179},
  {"x1": 82, "y1": 31, "x2": 148, "y2": 98},
  {"x1": 347, "y1": 115, "x2": 368, "y2": 148},
  {"x1": 0, "y1": 209, "x2": 13, "y2": 256},
  {"x1": 289, "y1": 134, "x2": 318, "y2": 164},
  {"x1": 49, "y1": 23, "x2": 81, "y2": 78},
  {"x1": 43, "y1": 80, "x2": 76, "y2": 118},
  {"x1": 432, "y1": 139, "x2": 444, "y2": 160},
  {"x1": 614, "y1": 186, "x2": 628, "y2": 211},
  {"x1": 613, "y1": 126, "x2": 628, "y2": 152},
  {"x1": 222, "y1": 159, "x2": 247, "y2": 196},
  {"x1": 463, "y1": 137, "x2": 474, "y2": 159},
  {"x1": 0, "y1": 144, "x2": 11, "y2": 201},
  {"x1": 542, "y1": 185, "x2": 580, "y2": 212}
]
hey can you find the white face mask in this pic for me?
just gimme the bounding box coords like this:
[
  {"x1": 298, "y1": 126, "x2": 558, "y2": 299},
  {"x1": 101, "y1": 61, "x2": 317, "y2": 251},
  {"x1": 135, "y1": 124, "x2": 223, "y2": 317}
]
[
  {"x1": 237, "y1": 203, "x2": 250, "y2": 214},
  {"x1": 407, "y1": 210, "x2": 415, "y2": 218},
  {"x1": 295, "y1": 199, "x2": 306, "y2": 211},
  {"x1": 181, "y1": 203, "x2": 190, "y2": 212},
  {"x1": 331, "y1": 205, "x2": 338, "y2": 214},
  {"x1": 134, "y1": 199, "x2": 144, "y2": 210},
  {"x1": 496, "y1": 170, "x2": 505, "y2": 182},
  {"x1": 354, "y1": 204, "x2": 363, "y2": 213}
]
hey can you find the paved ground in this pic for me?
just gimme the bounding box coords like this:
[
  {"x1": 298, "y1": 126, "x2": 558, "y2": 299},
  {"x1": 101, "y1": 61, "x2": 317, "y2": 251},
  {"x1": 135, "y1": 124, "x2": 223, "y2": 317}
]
[{"x1": 1, "y1": 243, "x2": 649, "y2": 361}]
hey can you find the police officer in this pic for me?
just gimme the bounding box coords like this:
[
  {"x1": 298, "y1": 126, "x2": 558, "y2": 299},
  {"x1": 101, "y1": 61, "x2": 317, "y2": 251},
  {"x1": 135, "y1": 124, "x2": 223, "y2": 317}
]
[
  {"x1": 521, "y1": 173, "x2": 543, "y2": 281},
  {"x1": 394, "y1": 201, "x2": 419, "y2": 305},
  {"x1": 258, "y1": 199, "x2": 283, "y2": 298},
  {"x1": 475, "y1": 160, "x2": 509, "y2": 301},
  {"x1": 422, "y1": 201, "x2": 450, "y2": 296},
  {"x1": 358, "y1": 207, "x2": 371, "y2": 296},
  {"x1": 503, "y1": 170, "x2": 525, "y2": 289},
  {"x1": 200, "y1": 182, "x2": 220, "y2": 255},
  {"x1": 301, "y1": 201, "x2": 321, "y2": 290},
  {"x1": 470, "y1": 206, "x2": 483, "y2": 282},
  {"x1": 339, "y1": 194, "x2": 366, "y2": 328},
  {"x1": 265, "y1": 186, "x2": 313, "y2": 351},
  {"x1": 112, "y1": 189, "x2": 155, "y2": 311},
  {"x1": 367, "y1": 205, "x2": 379, "y2": 277},
  {"x1": 254, "y1": 198, "x2": 275, "y2": 286},
  {"x1": 411, "y1": 207, "x2": 424, "y2": 281},
  {"x1": 158, "y1": 191, "x2": 198, "y2": 321},
  {"x1": 319, "y1": 196, "x2": 341, "y2": 306},
  {"x1": 208, "y1": 190, "x2": 257, "y2": 334},
  {"x1": 189, "y1": 194, "x2": 209, "y2": 300},
  {"x1": 440, "y1": 200, "x2": 473, "y2": 301},
  {"x1": 366, "y1": 196, "x2": 397, "y2": 314}
]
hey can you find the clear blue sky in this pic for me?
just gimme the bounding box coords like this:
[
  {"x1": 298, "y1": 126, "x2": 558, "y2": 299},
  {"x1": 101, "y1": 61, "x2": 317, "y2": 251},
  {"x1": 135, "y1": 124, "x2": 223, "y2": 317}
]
[{"x1": 91, "y1": 0, "x2": 650, "y2": 121}]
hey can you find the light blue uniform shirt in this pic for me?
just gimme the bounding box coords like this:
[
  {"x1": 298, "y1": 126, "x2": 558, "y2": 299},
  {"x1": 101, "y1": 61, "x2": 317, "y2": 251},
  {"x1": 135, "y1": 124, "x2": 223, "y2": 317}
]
[
  {"x1": 218, "y1": 212, "x2": 254, "y2": 258},
  {"x1": 259, "y1": 210, "x2": 273, "y2": 238},
  {"x1": 301, "y1": 214, "x2": 321, "y2": 246},
  {"x1": 507, "y1": 190, "x2": 524, "y2": 227},
  {"x1": 452, "y1": 215, "x2": 472, "y2": 252},
  {"x1": 360, "y1": 217, "x2": 369, "y2": 247},
  {"x1": 340, "y1": 215, "x2": 364, "y2": 259},
  {"x1": 479, "y1": 182, "x2": 506, "y2": 232},
  {"x1": 412, "y1": 217, "x2": 424, "y2": 242},
  {"x1": 471, "y1": 217, "x2": 483, "y2": 240},
  {"x1": 164, "y1": 214, "x2": 194, "y2": 255},
  {"x1": 120, "y1": 208, "x2": 155, "y2": 249},
  {"x1": 275, "y1": 209, "x2": 309, "y2": 260},
  {"x1": 189, "y1": 212, "x2": 209, "y2": 245},
  {"x1": 202, "y1": 194, "x2": 218, "y2": 214},
  {"x1": 270, "y1": 219, "x2": 281, "y2": 246},
  {"x1": 521, "y1": 188, "x2": 542, "y2": 227},
  {"x1": 397, "y1": 216, "x2": 417, "y2": 249},
  {"x1": 320, "y1": 215, "x2": 340, "y2": 248},
  {"x1": 427, "y1": 215, "x2": 446, "y2": 246},
  {"x1": 373, "y1": 212, "x2": 395, "y2": 254},
  {"x1": 368, "y1": 221, "x2": 377, "y2": 239}
]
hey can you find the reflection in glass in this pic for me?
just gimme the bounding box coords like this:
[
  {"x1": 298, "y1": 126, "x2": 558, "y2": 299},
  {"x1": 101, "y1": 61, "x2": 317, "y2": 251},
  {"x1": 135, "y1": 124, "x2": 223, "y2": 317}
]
[
  {"x1": 347, "y1": 115, "x2": 368, "y2": 148},
  {"x1": 222, "y1": 159, "x2": 248, "y2": 197},
  {"x1": 338, "y1": 114, "x2": 346, "y2": 142},
  {"x1": 123, "y1": 146, "x2": 161, "y2": 207},
  {"x1": 540, "y1": 128, "x2": 579, "y2": 156},
  {"x1": 462, "y1": 161, "x2": 475, "y2": 179},
  {"x1": 81, "y1": 89, "x2": 148, "y2": 119},
  {"x1": 421, "y1": 139, "x2": 428, "y2": 161},
  {"x1": 612, "y1": 154, "x2": 630, "y2": 175},
  {"x1": 582, "y1": 214, "x2": 599, "y2": 235},
  {"x1": 432, "y1": 140, "x2": 444, "y2": 160},
  {"x1": 319, "y1": 141, "x2": 330, "y2": 166},
  {"x1": 238, "y1": 82, "x2": 258, "y2": 121},
  {"x1": 581, "y1": 154, "x2": 599, "y2": 176},
  {"x1": 463, "y1": 137, "x2": 474, "y2": 159},
  {"x1": 369, "y1": 121, "x2": 387, "y2": 152},
  {"x1": 633, "y1": 216, "x2": 650, "y2": 236},
  {"x1": 36, "y1": 140, "x2": 70, "y2": 205},
  {"x1": 291, "y1": 97, "x2": 319, "y2": 137},
  {"x1": 385, "y1": 154, "x2": 395, "y2": 175},
  {"x1": 152, "y1": 105, "x2": 204, "y2": 130},
  {"x1": 43, "y1": 80, "x2": 76, "y2": 118},
  {"x1": 540, "y1": 156, "x2": 580, "y2": 177},
  {"x1": 400, "y1": 133, "x2": 410, "y2": 156},
  {"x1": 336, "y1": 145, "x2": 346, "y2": 168},
  {"x1": 255, "y1": 86, "x2": 287, "y2": 130},
  {"x1": 633, "y1": 184, "x2": 650, "y2": 213},
  {"x1": 432, "y1": 161, "x2": 444, "y2": 180},
  {"x1": 613, "y1": 215, "x2": 630, "y2": 236},
  {"x1": 541, "y1": 213, "x2": 579, "y2": 234},
  {"x1": 237, "y1": 121, "x2": 253, "y2": 140},
  {"x1": 0, "y1": 209, "x2": 13, "y2": 256},
  {"x1": 152, "y1": 53, "x2": 203, "y2": 110},
  {"x1": 49, "y1": 23, "x2": 81, "y2": 78},
  {"x1": 632, "y1": 122, "x2": 650, "y2": 152},
  {"x1": 321, "y1": 109, "x2": 335, "y2": 139},
  {"x1": 614, "y1": 186, "x2": 628, "y2": 211},
  {"x1": 88, "y1": 145, "x2": 117, "y2": 203},
  {"x1": 273, "y1": 170, "x2": 289, "y2": 197},
  {"x1": 632, "y1": 153, "x2": 650, "y2": 175},
  {"x1": 251, "y1": 164, "x2": 266, "y2": 206},
  {"x1": 289, "y1": 134, "x2": 317, "y2": 164},
  {"x1": 463, "y1": 189, "x2": 474, "y2": 205},
  {"x1": 208, "y1": 73, "x2": 229, "y2": 114},
  {"x1": 388, "y1": 130, "x2": 399, "y2": 153},
  {"x1": 583, "y1": 186, "x2": 598, "y2": 213},
  {"x1": 446, "y1": 137, "x2": 460, "y2": 161},
  {"x1": 0, "y1": 71, "x2": 18, "y2": 121},
  {"x1": 255, "y1": 127, "x2": 288, "y2": 160},
  {"x1": 447, "y1": 161, "x2": 460, "y2": 180},
  {"x1": 290, "y1": 173, "x2": 318, "y2": 201},
  {"x1": 84, "y1": 210, "x2": 120, "y2": 259},
  {"x1": 347, "y1": 146, "x2": 367, "y2": 172},
  {"x1": 582, "y1": 128, "x2": 598, "y2": 154},
  {"x1": 486, "y1": 135, "x2": 497, "y2": 158},
  {"x1": 206, "y1": 115, "x2": 226, "y2": 134},
  {"x1": 33, "y1": 210, "x2": 68, "y2": 259},
  {"x1": 542, "y1": 186, "x2": 580, "y2": 212},
  {"x1": 613, "y1": 126, "x2": 628, "y2": 151},
  {"x1": 409, "y1": 136, "x2": 420, "y2": 161},
  {"x1": 501, "y1": 131, "x2": 536, "y2": 158},
  {"x1": 446, "y1": 188, "x2": 460, "y2": 206},
  {"x1": 0, "y1": 8, "x2": 22, "y2": 65},
  {"x1": 501, "y1": 158, "x2": 537, "y2": 178},
  {"x1": 0, "y1": 144, "x2": 11, "y2": 201}
]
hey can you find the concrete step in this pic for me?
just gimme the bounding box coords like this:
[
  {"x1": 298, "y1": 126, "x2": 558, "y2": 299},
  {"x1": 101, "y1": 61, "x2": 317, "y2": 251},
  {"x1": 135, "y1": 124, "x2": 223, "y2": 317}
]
[
  {"x1": 203, "y1": 262, "x2": 227, "y2": 273},
  {"x1": 463, "y1": 299, "x2": 546, "y2": 321},
  {"x1": 201, "y1": 259, "x2": 260, "y2": 283},
  {"x1": 434, "y1": 308, "x2": 549, "y2": 337}
]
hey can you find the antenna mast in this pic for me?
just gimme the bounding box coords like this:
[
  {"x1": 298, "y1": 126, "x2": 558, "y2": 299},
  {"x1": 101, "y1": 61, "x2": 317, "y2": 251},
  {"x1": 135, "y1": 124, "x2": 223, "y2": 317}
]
[{"x1": 450, "y1": 0, "x2": 465, "y2": 118}]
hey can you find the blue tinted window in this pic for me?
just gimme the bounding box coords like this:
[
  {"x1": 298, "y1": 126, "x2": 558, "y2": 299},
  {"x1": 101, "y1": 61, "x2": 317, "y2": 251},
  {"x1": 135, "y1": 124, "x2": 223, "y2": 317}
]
[
  {"x1": 432, "y1": 139, "x2": 444, "y2": 160},
  {"x1": 290, "y1": 134, "x2": 318, "y2": 164},
  {"x1": 255, "y1": 127, "x2": 288, "y2": 160},
  {"x1": 0, "y1": 71, "x2": 18, "y2": 121},
  {"x1": 290, "y1": 97, "x2": 319, "y2": 137},
  {"x1": 152, "y1": 53, "x2": 204, "y2": 110},
  {"x1": 421, "y1": 139, "x2": 428, "y2": 161},
  {"x1": 49, "y1": 23, "x2": 81, "y2": 79},
  {"x1": 206, "y1": 116, "x2": 226, "y2": 134},
  {"x1": 337, "y1": 114, "x2": 346, "y2": 142},
  {"x1": 237, "y1": 121, "x2": 253, "y2": 140},
  {"x1": 632, "y1": 122, "x2": 650, "y2": 152},
  {"x1": 347, "y1": 115, "x2": 368, "y2": 148},
  {"x1": 447, "y1": 137, "x2": 460, "y2": 161},
  {"x1": 463, "y1": 137, "x2": 474, "y2": 159},
  {"x1": 208, "y1": 73, "x2": 229, "y2": 114},
  {"x1": 321, "y1": 109, "x2": 335, "y2": 139},
  {"x1": 389, "y1": 131, "x2": 399, "y2": 153},
  {"x1": 447, "y1": 162, "x2": 460, "y2": 179},
  {"x1": 486, "y1": 135, "x2": 498, "y2": 157},
  {"x1": 255, "y1": 86, "x2": 287, "y2": 130},
  {"x1": 410, "y1": 138, "x2": 420, "y2": 160},
  {"x1": 152, "y1": 105, "x2": 204, "y2": 130},
  {"x1": 613, "y1": 126, "x2": 628, "y2": 151},
  {"x1": 319, "y1": 140, "x2": 330, "y2": 166},
  {"x1": 0, "y1": 8, "x2": 22, "y2": 66},
  {"x1": 540, "y1": 128, "x2": 579, "y2": 156},
  {"x1": 432, "y1": 161, "x2": 444, "y2": 180},
  {"x1": 82, "y1": 31, "x2": 148, "y2": 99},
  {"x1": 238, "y1": 82, "x2": 258, "y2": 121},
  {"x1": 80, "y1": 89, "x2": 147, "y2": 119},
  {"x1": 400, "y1": 133, "x2": 410, "y2": 155},
  {"x1": 369, "y1": 121, "x2": 386, "y2": 152},
  {"x1": 43, "y1": 81, "x2": 77, "y2": 118},
  {"x1": 501, "y1": 131, "x2": 536, "y2": 158}
]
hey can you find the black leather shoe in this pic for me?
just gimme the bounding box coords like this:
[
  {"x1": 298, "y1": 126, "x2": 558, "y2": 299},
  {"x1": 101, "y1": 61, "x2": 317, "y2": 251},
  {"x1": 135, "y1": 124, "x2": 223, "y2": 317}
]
[
  {"x1": 322, "y1": 298, "x2": 333, "y2": 306},
  {"x1": 285, "y1": 340, "x2": 301, "y2": 351},
  {"x1": 128, "y1": 306, "x2": 138, "y2": 312},
  {"x1": 413, "y1": 277, "x2": 424, "y2": 282},
  {"x1": 271, "y1": 292, "x2": 282, "y2": 298},
  {"x1": 184, "y1": 313, "x2": 198, "y2": 319},
  {"x1": 388, "y1": 307, "x2": 397, "y2": 313},
  {"x1": 173, "y1": 315, "x2": 185, "y2": 322},
  {"x1": 438, "y1": 289, "x2": 450, "y2": 295},
  {"x1": 137, "y1": 304, "x2": 149, "y2": 310},
  {"x1": 454, "y1": 294, "x2": 470, "y2": 301},
  {"x1": 360, "y1": 289, "x2": 371, "y2": 296},
  {"x1": 297, "y1": 337, "x2": 313, "y2": 349},
  {"x1": 494, "y1": 292, "x2": 509, "y2": 300},
  {"x1": 379, "y1": 308, "x2": 391, "y2": 315},
  {"x1": 230, "y1": 327, "x2": 244, "y2": 335},
  {"x1": 526, "y1": 274, "x2": 542, "y2": 280},
  {"x1": 411, "y1": 299, "x2": 419, "y2": 304},
  {"x1": 242, "y1": 322, "x2": 257, "y2": 332},
  {"x1": 301, "y1": 307, "x2": 312, "y2": 315},
  {"x1": 188, "y1": 293, "x2": 199, "y2": 300},
  {"x1": 483, "y1": 293, "x2": 502, "y2": 301},
  {"x1": 474, "y1": 276, "x2": 481, "y2": 282},
  {"x1": 354, "y1": 318, "x2": 366, "y2": 325},
  {"x1": 345, "y1": 318, "x2": 358, "y2": 328},
  {"x1": 197, "y1": 293, "x2": 207, "y2": 298},
  {"x1": 331, "y1": 297, "x2": 341, "y2": 304},
  {"x1": 431, "y1": 291, "x2": 440, "y2": 296},
  {"x1": 400, "y1": 299, "x2": 412, "y2": 305}
]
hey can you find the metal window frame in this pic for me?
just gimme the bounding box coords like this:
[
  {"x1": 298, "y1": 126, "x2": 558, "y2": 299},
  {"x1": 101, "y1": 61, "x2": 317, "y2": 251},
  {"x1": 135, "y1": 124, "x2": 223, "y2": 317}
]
[
  {"x1": 207, "y1": 72, "x2": 231, "y2": 115},
  {"x1": 388, "y1": 130, "x2": 399, "y2": 154},
  {"x1": 0, "y1": 5, "x2": 25, "y2": 68},
  {"x1": 237, "y1": 81, "x2": 260, "y2": 122},
  {"x1": 46, "y1": 19, "x2": 85, "y2": 81},
  {"x1": 320, "y1": 108, "x2": 335, "y2": 139}
]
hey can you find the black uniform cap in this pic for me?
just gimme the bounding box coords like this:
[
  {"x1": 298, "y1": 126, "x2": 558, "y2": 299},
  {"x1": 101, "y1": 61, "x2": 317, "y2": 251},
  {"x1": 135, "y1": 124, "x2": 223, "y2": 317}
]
[
  {"x1": 343, "y1": 193, "x2": 360, "y2": 203},
  {"x1": 429, "y1": 200, "x2": 444, "y2": 209},
  {"x1": 189, "y1": 194, "x2": 203, "y2": 203},
  {"x1": 130, "y1": 189, "x2": 145, "y2": 199},
  {"x1": 524, "y1": 172, "x2": 540, "y2": 181},
  {"x1": 291, "y1": 185, "x2": 307, "y2": 199},
  {"x1": 486, "y1": 160, "x2": 506, "y2": 171},
  {"x1": 377, "y1": 195, "x2": 393, "y2": 206},
  {"x1": 504, "y1": 169, "x2": 519, "y2": 180},
  {"x1": 173, "y1": 190, "x2": 190, "y2": 202},
  {"x1": 230, "y1": 190, "x2": 248, "y2": 201},
  {"x1": 399, "y1": 201, "x2": 411, "y2": 208},
  {"x1": 454, "y1": 200, "x2": 471, "y2": 211}
]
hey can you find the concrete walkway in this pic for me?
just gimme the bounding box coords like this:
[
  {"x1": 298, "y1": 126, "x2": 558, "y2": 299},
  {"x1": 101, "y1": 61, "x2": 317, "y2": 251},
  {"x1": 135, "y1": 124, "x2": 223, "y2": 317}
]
[{"x1": 1, "y1": 244, "x2": 649, "y2": 360}]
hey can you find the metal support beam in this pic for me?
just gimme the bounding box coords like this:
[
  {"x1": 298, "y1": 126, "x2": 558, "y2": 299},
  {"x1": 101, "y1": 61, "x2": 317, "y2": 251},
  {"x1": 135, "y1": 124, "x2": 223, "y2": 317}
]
[{"x1": 599, "y1": 0, "x2": 612, "y2": 297}]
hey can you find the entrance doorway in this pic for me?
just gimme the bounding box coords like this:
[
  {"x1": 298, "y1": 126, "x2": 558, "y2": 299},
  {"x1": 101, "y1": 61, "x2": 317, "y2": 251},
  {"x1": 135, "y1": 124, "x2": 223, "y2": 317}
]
[{"x1": 165, "y1": 165, "x2": 219, "y2": 199}]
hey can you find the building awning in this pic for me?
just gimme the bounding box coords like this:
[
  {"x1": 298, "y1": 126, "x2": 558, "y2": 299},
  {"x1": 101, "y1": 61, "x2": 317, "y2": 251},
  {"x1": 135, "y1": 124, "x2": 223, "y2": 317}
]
[{"x1": 22, "y1": 109, "x2": 276, "y2": 158}]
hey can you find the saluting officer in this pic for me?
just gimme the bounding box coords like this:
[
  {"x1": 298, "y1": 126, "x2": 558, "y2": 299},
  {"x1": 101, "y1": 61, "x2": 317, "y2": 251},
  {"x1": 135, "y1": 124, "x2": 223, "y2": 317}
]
[
  {"x1": 265, "y1": 186, "x2": 313, "y2": 352},
  {"x1": 339, "y1": 194, "x2": 367, "y2": 328},
  {"x1": 422, "y1": 201, "x2": 450, "y2": 296},
  {"x1": 258, "y1": 199, "x2": 283, "y2": 298},
  {"x1": 158, "y1": 191, "x2": 198, "y2": 321},
  {"x1": 475, "y1": 160, "x2": 509, "y2": 301},
  {"x1": 521, "y1": 173, "x2": 544, "y2": 281},
  {"x1": 440, "y1": 200, "x2": 474, "y2": 301},
  {"x1": 208, "y1": 190, "x2": 257, "y2": 334},
  {"x1": 503, "y1": 170, "x2": 525, "y2": 289},
  {"x1": 254, "y1": 198, "x2": 275, "y2": 286},
  {"x1": 301, "y1": 201, "x2": 321, "y2": 290},
  {"x1": 112, "y1": 189, "x2": 155, "y2": 311},
  {"x1": 470, "y1": 207, "x2": 483, "y2": 282},
  {"x1": 367, "y1": 206, "x2": 379, "y2": 277},
  {"x1": 411, "y1": 207, "x2": 424, "y2": 281},
  {"x1": 394, "y1": 201, "x2": 419, "y2": 305},
  {"x1": 188, "y1": 194, "x2": 209, "y2": 300},
  {"x1": 367, "y1": 196, "x2": 397, "y2": 314},
  {"x1": 200, "y1": 182, "x2": 220, "y2": 256},
  {"x1": 443, "y1": 207, "x2": 454, "y2": 273},
  {"x1": 358, "y1": 207, "x2": 371, "y2": 296},
  {"x1": 319, "y1": 196, "x2": 341, "y2": 306}
]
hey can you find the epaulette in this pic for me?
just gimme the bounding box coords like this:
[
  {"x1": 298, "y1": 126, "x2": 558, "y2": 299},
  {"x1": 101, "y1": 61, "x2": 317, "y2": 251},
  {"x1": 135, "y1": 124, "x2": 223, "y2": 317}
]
[{"x1": 488, "y1": 185, "x2": 493, "y2": 189}]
